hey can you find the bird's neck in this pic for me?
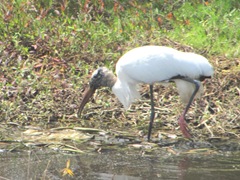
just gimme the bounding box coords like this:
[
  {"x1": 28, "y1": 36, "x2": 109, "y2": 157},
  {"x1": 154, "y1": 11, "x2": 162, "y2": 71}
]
[
  {"x1": 103, "y1": 71, "x2": 117, "y2": 89},
  {"x1": 106, "y1": 73, "x2": 117, "y2": 89}
]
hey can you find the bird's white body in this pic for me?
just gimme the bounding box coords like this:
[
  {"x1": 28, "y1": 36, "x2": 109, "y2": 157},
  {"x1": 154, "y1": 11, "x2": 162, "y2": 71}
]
[
  {"x1": 79, "y1": 45, "x2": 214, "y2": 139},
  {"x1": 112, "y1": 46, "x2": 213, "y2": 109}
]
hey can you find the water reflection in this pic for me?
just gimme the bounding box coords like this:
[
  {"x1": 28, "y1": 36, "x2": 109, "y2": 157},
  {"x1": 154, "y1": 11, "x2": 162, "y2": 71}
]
[
  {"x1": 0, "y1": 150, "x2": 239, "y2": 180},
  {"x1": 92, "y1": 173, "x2": 142, "y2": 180}
]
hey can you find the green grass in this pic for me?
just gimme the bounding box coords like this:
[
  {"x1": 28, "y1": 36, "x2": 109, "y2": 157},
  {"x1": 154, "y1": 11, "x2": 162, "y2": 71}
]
[
  {"x1": 0, "y1": 0, "x2": 239, "y2": 139},
  {"x1": 169, "y1": 1, "x2": 240, "y2": 56},
  {"x1": 1, "y1": 0, "x2": 239, "y2": 60}
]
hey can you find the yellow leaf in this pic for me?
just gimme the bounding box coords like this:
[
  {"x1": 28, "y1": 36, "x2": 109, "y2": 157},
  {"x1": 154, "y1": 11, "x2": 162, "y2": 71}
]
[{"x1": 61, "y1": 159, "x2": 74, "y2": 177}]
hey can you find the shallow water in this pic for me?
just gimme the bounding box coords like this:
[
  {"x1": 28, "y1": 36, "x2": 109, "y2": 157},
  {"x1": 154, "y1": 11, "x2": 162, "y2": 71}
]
[{"x1": 0, "y1": 150, "x2": 240, "y2": 180}]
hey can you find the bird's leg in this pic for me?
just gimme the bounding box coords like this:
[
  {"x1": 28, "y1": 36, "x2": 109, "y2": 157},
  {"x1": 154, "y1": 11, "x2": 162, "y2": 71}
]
[
  {"x1": 178, "y1": 79, "x2": 201, "y2": 138},
  {"x1": 147, "y1": 84, "x2": 155, "y2": 141}
]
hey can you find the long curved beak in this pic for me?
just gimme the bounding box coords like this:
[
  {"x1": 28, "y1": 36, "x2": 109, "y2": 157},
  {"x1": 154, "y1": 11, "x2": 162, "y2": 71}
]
[{"x1": 77, "y1": 86, "x2": 96, "y2": 116}]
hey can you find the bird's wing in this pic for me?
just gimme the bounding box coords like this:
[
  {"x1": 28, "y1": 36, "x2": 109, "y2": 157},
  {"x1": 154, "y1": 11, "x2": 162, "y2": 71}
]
[{"x1": 116, "y1": 46, "x2": 213, "y2": 84}]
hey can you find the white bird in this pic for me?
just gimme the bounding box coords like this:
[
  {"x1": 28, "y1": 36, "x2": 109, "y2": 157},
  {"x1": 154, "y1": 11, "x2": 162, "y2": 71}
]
[{"x1": 78, "y1": 46, "x2": 214, "y2": 140}]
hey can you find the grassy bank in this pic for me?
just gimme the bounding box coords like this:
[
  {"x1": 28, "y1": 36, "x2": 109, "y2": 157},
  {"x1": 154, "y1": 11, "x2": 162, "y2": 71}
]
[{"x1": 0, "y1": 0, "x2": 239, "y2": 140}]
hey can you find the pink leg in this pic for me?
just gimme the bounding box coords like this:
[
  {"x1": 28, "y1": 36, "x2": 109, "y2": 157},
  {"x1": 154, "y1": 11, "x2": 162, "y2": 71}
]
[
  {"x1": 176, "y1": 78, "x2": 200, "y2": 138},
  {"x1": 174, "y1": 78, "x2": 200, "y2": 138},
  {"x1": 178, "y1": 114, "x2": 192, "y2": 138}
]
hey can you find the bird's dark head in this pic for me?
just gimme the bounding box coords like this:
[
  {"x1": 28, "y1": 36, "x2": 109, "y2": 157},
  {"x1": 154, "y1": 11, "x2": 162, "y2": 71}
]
[
  {"x1": 89, "y1": 67, "x2": 108, "y2": 89},
  {"x1": 78, "y1": 67, "x2": 116, "y2": 116}
]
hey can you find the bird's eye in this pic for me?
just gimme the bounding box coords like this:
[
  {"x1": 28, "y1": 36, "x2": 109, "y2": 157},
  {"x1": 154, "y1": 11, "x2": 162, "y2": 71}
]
[
  {"x1": 92, "y1": 69, "x2": 103, "y2": 79},
  {"x1": 92, "y1": 74, "x2": 98, "y2": 79}
]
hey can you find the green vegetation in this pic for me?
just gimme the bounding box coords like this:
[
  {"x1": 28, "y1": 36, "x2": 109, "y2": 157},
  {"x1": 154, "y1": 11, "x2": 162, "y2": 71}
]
[{"x1": 0, "y1": 0, "x2": 239, "y2": 142}]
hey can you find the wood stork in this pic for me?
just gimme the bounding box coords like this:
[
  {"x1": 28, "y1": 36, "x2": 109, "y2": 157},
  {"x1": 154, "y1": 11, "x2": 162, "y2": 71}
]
[{"x1": 78, "y1": 46, "x2": 214, "y2": 141}]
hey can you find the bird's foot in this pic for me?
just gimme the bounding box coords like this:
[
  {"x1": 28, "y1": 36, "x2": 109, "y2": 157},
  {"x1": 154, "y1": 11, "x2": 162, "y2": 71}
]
[{"x1": 178, "y1": 115, "x2": 192, "y2": 138}]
